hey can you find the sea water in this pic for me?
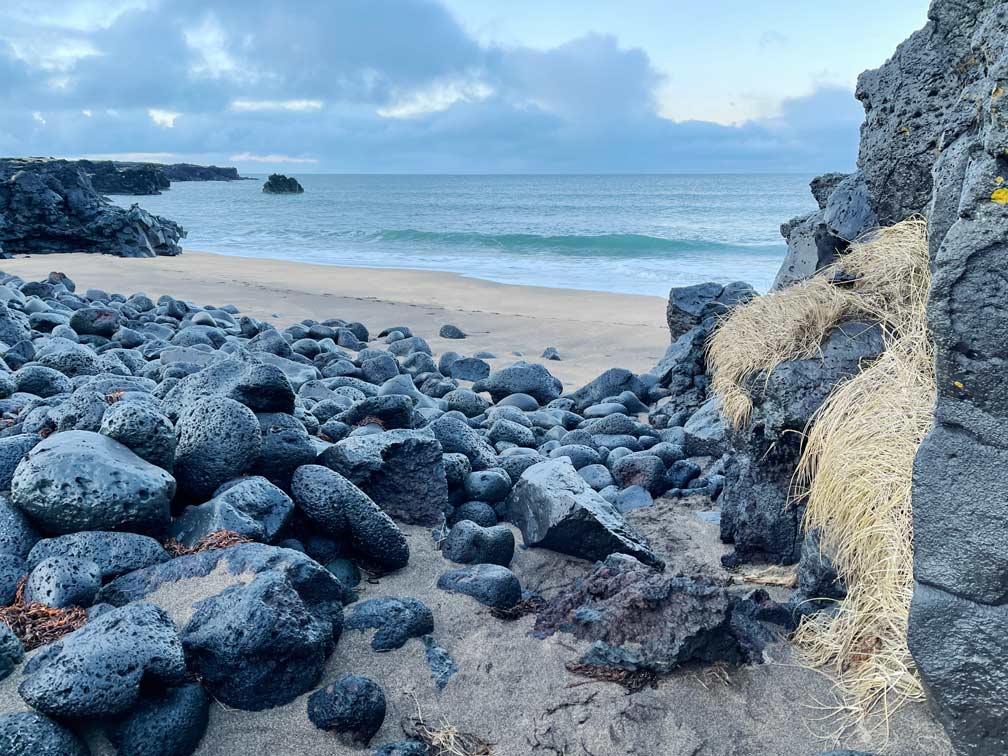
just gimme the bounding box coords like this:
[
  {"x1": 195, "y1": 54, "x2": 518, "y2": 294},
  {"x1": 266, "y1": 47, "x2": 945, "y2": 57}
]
[{"x1": 111, "y1": 174, "x2": 817, "y2": 296}]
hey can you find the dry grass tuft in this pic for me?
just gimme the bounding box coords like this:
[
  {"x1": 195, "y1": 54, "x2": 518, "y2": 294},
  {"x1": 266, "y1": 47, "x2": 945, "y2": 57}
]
[
  {"x1": 793, "y1": 312, "x2": 933, "y2": 737},
  {"x1": 0, "y1": 577, "x2": 88, "y2": 651},
  {"x1": 707, "y1": 218, "x2": 929, "y2": 427},
  {"x1": 706, "y1": 218, "x2": 933, "y2": 737},
  {"x1": 489, "y1": 595, "x2": 547, "y2": 621},
  {"x1": 403, "y1": 696, "x2": 492, "y2": 755},
  {"x1": 163, "y1": 530, "x2": 253, "y2": 558}
]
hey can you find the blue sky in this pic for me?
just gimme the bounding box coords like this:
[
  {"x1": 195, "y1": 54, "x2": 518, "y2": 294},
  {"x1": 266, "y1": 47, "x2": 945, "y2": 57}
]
[{"x1": 0, "y1": 0, "x2": 929, "y2": 173}]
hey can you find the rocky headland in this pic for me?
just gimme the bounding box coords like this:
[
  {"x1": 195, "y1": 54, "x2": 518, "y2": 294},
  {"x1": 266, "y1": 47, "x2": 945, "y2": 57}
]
[{"x1": 0, "y1": 159, "x2": 184, "y2": 258}]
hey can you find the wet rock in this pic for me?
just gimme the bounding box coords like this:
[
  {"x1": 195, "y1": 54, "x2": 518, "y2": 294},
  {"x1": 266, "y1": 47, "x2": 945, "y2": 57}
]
[
  {"x1": 19, "y1": 602, "x2": 187, "y2": 717},
  {"x1": 462, "y1": 468, "x2": 511, "y2": 503},
  {"x1": 439, "y1": 324, "x2": 466, "y2": 339},
  {"x1": 262, "y1": 173, "x2": 304, "y2": 194},
  {"x1": 505, "y1": 458, "x2": 663, "y2": 570},
  {"x1": 308, "y1": 675, "x2": 386, "y2": 745},
  {"x1": 344, "y1": 596, "x2": 434, "y2": 651},
  {"x1": 10, "y1": 430, "x2": 175, "y2": 535}
]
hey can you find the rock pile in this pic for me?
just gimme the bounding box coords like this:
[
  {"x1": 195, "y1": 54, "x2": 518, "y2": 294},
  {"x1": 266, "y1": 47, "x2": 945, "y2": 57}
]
[{"x1": 0, "y1": 266, "x2": 810, "y2": 754}]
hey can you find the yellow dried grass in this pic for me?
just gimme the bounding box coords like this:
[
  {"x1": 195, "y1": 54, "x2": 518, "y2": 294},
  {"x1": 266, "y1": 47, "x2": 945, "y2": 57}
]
[
  {"x1": 707, "y1": 218, "x2": 929, "y2": 427},
  {"x1": 707, "y1": 218, "x2": 933, "y2": 738}
]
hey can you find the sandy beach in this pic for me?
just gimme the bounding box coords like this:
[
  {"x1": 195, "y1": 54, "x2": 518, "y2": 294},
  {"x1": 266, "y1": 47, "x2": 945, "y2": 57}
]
[{"x1": 0, "y1": 251, "x2": 669, "y2": 390}]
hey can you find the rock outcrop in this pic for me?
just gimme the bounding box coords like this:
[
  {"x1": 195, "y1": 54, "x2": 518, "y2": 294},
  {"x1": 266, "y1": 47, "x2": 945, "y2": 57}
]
[
  {"x1": 78, "y1": 160, "x2": 168, "y2": 195},
  {"x1": 158, "y1": 163, "x2": 242, "y2": 181},
  {"x1": 0, "y1": 158, "x2": 184, "y2": 257},
  {"x1": 263, "y1": 174, "x2": 305, "y2": 194}
]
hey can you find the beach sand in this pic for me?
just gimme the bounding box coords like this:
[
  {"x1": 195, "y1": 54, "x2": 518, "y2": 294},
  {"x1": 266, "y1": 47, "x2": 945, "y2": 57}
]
[{"x1": 0, "y1": 251, "x2": 670, "y2": 390}]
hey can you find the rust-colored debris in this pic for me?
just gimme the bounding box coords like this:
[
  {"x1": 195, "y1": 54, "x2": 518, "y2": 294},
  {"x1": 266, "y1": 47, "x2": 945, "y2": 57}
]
[
  {"x1": 163, "y1": 529, "x2": 253, "y2": 558},
  {"x1": 0, "y1": 578, "x2": 88, "y2": 651},
  {"x1": 564, "y1": 661, "x2": 660, "y2": 693},
  {"x1": 489, "y1": 595, "x2": 547, "y2": 621}
]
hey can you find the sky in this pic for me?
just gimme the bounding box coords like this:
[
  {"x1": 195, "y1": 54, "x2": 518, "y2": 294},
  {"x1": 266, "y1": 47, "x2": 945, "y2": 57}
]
[{"x1": 0, "y1": 0, "x2": 930, "y2": 174}]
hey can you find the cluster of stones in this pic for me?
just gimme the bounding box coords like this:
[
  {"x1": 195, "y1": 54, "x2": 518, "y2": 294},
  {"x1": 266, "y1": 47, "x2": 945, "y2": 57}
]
[{"x1": 0, "y1": 267, "x2": 789, "y2": 755}]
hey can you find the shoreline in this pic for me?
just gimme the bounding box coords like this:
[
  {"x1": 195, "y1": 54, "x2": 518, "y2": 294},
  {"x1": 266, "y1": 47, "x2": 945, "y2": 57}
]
[{"x1": 0, "y1": 249, "x2": 670, "y2": 389}]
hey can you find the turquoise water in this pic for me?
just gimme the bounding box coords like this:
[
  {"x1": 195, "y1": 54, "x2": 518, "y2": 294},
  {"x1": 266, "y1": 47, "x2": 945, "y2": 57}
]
[{"x1": 112, "y1": 174, "x2": 816, "y2": 296}]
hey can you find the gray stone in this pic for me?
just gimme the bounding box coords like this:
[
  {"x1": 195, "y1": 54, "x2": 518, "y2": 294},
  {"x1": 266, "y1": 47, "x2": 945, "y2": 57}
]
[
  {"x1": 0, "y1": 434, "x2": 39, "y2": 491},
  {"x1": 105, "y1": 684, "x2": 210, "y2": 756},
  {"x1": 320, "y1": 429, "x2": 448, "y2": 526},
  {"x1": 450, "y1": 357, "x2": 490, "y2": 382},
  {"x1": 307, "y1": 675, "x2": 386, "y2": 745},
  {"x1": 565, "y1": 368, "x2": 644, "y2": 413},
  {"x1": 437, "y1": 563, "x2": 521, "y2": 609},
  {"x1": 504, "y1": 458, "x2": 663, "y2": 569},
  {"x1": 182, "y1": 571, "x2": 340, "y2": 711},
  {"x1": 0, "y1": 712, "x2": 89, "y2": 756},
  {"x1": 161, "y1": 352, "x2": 295, "y2": 420},
  {"x1": 291, "y1": 465, "x2": 409, "y2": 570},
  {"x1": 28, "y1": 531, "x2": 168, "y2": 581},
  {"x1": 428, "y1": 414, "x2": 498, "y2": 471},
  {"x1": 250, "y1": 411, "x2": 317, "y2": 487},
  {"x1": 99, "y1": 400, "x2": 175, "y2": 470},
  {"x1": 442, "y1": 520, "x2": 515, "y2": 566},
  {"x1": 19, "y1": 602, "x2": 187, "y2": 717},
  {"x1": 344, "y1": 596, "x2": 433, "y2": 651},
  {"x1": 666, "y1": 281, "x2": 755, "y2": 339},
  {"x1": 23, "y1": 556, "x2": 101, "y2": 608},
  {"x1": 472, "y1": 361, "x2": 562, "y2": 404},
  {"x1": 10, "y1": 430, "x2": 175, "y2": 535},
  {"x1": 173, "y1": 396, "x2": 262, "y2": 501},
  {"x1": 462, "y1": 468, "x2": 511, "y2": 503},
  {"x1": 0, "y1": 624, "x2": 24, "y2": 681}
]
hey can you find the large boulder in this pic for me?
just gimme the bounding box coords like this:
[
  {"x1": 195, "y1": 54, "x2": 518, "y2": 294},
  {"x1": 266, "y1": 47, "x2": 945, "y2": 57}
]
[
  {"x1": 0, "y1": 158, "x2": 184, "y2": 256},
  {"x1": 161, "y1": 351, "x2": 296, "y2": 420},
  {"x1": 504, "y1": 458, "x2": 664, "y2": 570},
  {"x1": 105, "y1": 683, "x2": 210, "y2": 756},
  {"x1": 319, "y1": 429, "x2": 448, "y2": 526},
  {"x1": 18, "y1": 602, "x2": 187, "y2": 717},
  {"x1": 181, "y1": 570, "x2": 340, "y2": 711},
  {"x1": 904, "y1": 5, "x2": 1008, "y2": 752},
  {"x1": 173, "y1": 396, "x2": 262, "y2": 501},
  {"x1": 564, "y1": 368, "x2": 644, "y2": 413},
  {"x1": 10, "y1": 430, "x2": 175, "y2": 535}
]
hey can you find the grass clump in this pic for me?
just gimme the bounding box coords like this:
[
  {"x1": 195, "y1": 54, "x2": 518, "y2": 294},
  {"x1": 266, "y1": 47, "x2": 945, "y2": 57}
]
[
  {"x1": 707, "y1": 218, "x2": 929, "y2": 428},
  {"x1": 706, "y1": 219, "x2": 933, "y2": 736}
]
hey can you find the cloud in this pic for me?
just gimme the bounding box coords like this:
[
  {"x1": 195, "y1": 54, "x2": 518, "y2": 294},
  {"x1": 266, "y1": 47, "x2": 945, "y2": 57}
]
[
  {"x1": 229, "y1": 152, "x2": 319, "y2": 164},
  {"x1": 230, "y1": 99, "x2": 324, "y2": 112},
  {"x1": 0, "y1": 0, "x2": 863, "y2": 173}
]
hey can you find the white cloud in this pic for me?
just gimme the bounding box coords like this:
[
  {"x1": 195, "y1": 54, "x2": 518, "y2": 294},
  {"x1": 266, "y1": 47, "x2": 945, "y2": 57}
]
[
  {"x1": 82, "y1": 109, "x2": 92, "y2": 117},
  {"x1": 75, "y1": 151, "x2": 179, "y2": 161},
  {"x1": 184, "y1": 14, "x2": 239, "y2": 79},
  {"x1": 378, "y1": 79, "x2": 493, "y2": 119},
  {"x1": 31, "y1": 111, "x2": 45, "y2": 125},
  {"x1": 229, "y1": 153, "x2": 319, "y2": 164},
  {"x1": 148, "y1": 108, "x2": 181, "y2": 128},
  {"x1": 230, "y1": 99, "x2": 324, "y2": 112}
]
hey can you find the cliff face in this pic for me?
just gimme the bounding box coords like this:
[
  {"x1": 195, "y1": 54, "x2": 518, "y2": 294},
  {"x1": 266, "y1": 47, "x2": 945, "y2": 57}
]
[
  {"x1": 159, "y1": 164, "x2": 242, "y2": 181},
  {"x1": 78, "y1": 160, "x2": 169, "y2": 196},
  {"x1": 0, "y1": 158, "x2": 184, "y2": 257},
  {"x1": 772, "y1": 2, "x2": 1008, "y2": 752}
]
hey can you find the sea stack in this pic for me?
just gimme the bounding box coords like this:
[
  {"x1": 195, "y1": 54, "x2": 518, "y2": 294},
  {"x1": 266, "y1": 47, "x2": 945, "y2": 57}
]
[{"x1": 262, "y1": 174, "x2": 304, "y2": 194}]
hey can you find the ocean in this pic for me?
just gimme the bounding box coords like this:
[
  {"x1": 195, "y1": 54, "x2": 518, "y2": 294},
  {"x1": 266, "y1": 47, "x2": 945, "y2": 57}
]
[{"x1": 111, "y1": 174, "x2": 816, "y2": 297}]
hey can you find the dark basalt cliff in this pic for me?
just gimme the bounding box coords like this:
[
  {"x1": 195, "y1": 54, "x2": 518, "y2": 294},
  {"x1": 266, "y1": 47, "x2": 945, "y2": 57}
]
[
  {"x1": 0, "y1": 158, "x2": 184, "y2": 257},
  {"x1": 78, "y1": 160, "x2": 169, "y2": 196}
]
